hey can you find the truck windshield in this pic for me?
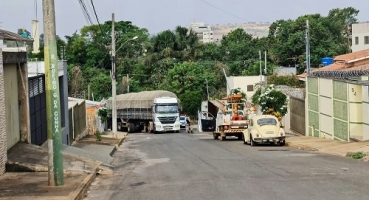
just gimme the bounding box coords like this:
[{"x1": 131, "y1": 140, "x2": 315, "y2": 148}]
[
  {"x1": 257, "y1": 118, "x2": 277, "y2": 126},
  {"x1": 155, "y1": 104, "x2": 179, "y2": 113}
]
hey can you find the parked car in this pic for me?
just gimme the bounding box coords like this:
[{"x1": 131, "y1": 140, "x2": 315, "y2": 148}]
[
  {"x1": 242, "y1": 115, "x2": 285, "y2": 146},
  {"x1": 179, "y1": 116, "x2": 187, "y2": 129}
]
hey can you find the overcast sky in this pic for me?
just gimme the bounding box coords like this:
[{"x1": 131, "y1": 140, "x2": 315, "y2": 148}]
[{"x1": 1, "y1": 0, "x2": 368, "y2": 39}]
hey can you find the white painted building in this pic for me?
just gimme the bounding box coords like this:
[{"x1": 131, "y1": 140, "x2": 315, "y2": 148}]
[
  {"x1": 226, "y1": 75, "x2": 265, "y2": 100},
  {"x1": 189, "y1": 22, "x2": 214, "y2": 43},
  {"x1": 352, "y1": 22, "x2": 369, "y2": 52}
]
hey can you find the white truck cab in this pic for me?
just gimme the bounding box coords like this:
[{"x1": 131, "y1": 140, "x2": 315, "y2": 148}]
[{"x1": 152, "y1": 97, "x2": 181, "y2": 132}]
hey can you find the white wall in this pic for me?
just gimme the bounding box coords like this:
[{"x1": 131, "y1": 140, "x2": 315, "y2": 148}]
[
  {"x1": 352, "y1": 22, "x2": 369, "y2": 52},
  {"x1": 27, "y1": 60, "x2": 66, "y2": 77},
  {"x1": 226, "y1": 76, "x2": 264, "y2": 100}
]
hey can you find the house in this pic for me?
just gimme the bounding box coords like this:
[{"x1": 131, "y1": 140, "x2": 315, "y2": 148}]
[
  {"x1": 303, "y1": 49, "x2": 369, "y2": 141},
  {"x1": 0, "y1": 29, "x2": 33, "y2": 176},
  {"x1": 351, "y1": 22, "x2": 369, "y2": 52},
  {"x1": 27, "y1": 60, "x2": 70, "y2": 145}
]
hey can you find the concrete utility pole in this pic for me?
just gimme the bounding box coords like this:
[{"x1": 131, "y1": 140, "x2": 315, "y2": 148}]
[
  {"x1": 306, "y1": 20, "x2": 311, "y2": 76},
  {"x1": 42, "y1": 0, "x2": 64, "y2": 186},
  {"x1": 206, "y1": 78, "x2": 209, "y2": 100},
  {"x1": 111, "y1": 13, "x2": 117, "y2": 138},
  {"x1": 126, "y1": 74, "x2": 129, "y2": 93},
  {"x1": 259, "y1": 50, "x2": 262, "y2": 89},
  {"x1": 264, "y1": 51, "x2": 267, "y2": 89}
]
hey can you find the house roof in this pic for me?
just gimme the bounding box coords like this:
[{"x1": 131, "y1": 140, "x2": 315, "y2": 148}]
[
  {"x1": 0, "y1": 29, "x2": 33, "y2": 42},
  {"x1": 334, "y1": 49, "x2": 369, "y2": 62},
  {"x1": 298, "y1": 50, "x2": 369, "y2": 80}
]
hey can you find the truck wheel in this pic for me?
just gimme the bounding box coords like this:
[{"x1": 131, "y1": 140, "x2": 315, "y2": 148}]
[
  {"x1": 128, "y1": 123, "x2": 136, "y2": 133},
  {"x1": 242, "y1": 134, "x2": 247, "y2": 145},
  {"x1": 213, "y1": 133, "x2": 218, "y2": 140},
  {"x1": 279, "y1": 140, "x2": 285, "y2": 146},
  {"x1": 117, "y1": 122, "x2": 122, "y2": 131},
  {"x1": 238, "y1": 135, "x2": 242, "y2": 140}
]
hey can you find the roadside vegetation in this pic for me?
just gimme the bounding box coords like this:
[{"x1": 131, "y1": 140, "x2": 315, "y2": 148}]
[{"x1": 23, "y1": 7, "x2": 359, "y2": 117}]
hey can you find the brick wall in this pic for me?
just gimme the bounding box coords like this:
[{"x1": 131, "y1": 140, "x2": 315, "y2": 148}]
[{"x1": 0, "y1": 48, "x2": 7, "y2": 175}]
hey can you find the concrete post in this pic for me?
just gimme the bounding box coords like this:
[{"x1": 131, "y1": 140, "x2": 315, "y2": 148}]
[{"x1": 0, "y1": 47, "x2": 7, "y2": 176}]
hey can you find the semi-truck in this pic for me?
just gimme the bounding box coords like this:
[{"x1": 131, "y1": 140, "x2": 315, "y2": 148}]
[{"x1": 106, "y1": 90, "x2": 181, "y2": 133}]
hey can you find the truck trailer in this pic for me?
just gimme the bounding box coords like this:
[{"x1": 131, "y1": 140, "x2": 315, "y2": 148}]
[{"x1": 106, "y1": 90, "x2": 181, "y2": 133}]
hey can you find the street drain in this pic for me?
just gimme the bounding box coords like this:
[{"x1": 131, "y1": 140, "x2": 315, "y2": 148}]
[{"x1": 258, "y1": 149, "x2": 290, "y2": 151}]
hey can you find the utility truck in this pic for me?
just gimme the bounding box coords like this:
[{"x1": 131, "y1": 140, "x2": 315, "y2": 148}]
[
  {"x1": 106, "y1": 90, "x2": 181, "y2": 133},
  {"x1": 213, "y1": 93, "x2": 250, "y2": 141}
]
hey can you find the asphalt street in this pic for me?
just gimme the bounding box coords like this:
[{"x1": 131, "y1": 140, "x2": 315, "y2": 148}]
[{"x1": 84, "y1": 130, "x2": 369, "y2": 200}]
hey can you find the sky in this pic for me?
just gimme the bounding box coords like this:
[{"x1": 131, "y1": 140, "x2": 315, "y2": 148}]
[{"x1": 0, "y1": 0, "x2": 368, "y2": 39}]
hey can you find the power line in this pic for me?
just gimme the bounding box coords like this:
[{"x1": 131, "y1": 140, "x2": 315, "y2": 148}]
[
  {"x1": 198, "y1": 0, "x2": 247, "y2": 21},
  {"x1": 77, "y1": 0, "x2": 93, "y2": 25},
  {"x1": 90, "y1": 0, "x2": 104, "y2": 34}
]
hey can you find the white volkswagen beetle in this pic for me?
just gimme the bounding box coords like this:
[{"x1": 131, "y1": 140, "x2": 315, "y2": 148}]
[{"x1": 242, "y1": 115, "x2": 285, "y2": 146}]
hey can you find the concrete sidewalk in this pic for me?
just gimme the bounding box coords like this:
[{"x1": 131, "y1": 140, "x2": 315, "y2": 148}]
[
  {"x1": 0, "y1": 132, "x2": 128, "y2": 200},
  {"x1": 286, "y1": 135, "x2": 369, "y2": 157}
]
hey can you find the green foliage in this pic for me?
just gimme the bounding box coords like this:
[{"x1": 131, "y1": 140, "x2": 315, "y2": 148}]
[
  {"x1": 61, "y1": 7, "x2": 359, "y2": 109},
  {"x1": 97, "y1": 107, "x2": 108, "y2": 123},
  {"x1": 95, "y1": 131, "x2": 102, "y2": 142},
  {"x1": 230, "y1": 88, "x2": 246, "y2": 99},
  {"x1": 267, "y1": 74, "x2": 304, "y2": 87},
  {"x1": 349, "y1": 152, "x2": 365, "y2": 160},
  {"x1": 251, "y1": 84, "x2": 288, "y2": 117}
]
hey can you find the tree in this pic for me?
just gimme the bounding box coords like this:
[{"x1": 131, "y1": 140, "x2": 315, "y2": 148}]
[{"x1": 161, "y1": 61, "x2": 216, "y2": 116}]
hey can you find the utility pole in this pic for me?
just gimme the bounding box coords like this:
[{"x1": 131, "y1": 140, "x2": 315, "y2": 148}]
[
  {"x1": 259, "y1": 50, "x2": 262, "y2": 90},
  {"x1": 43, "y1": 0, "x2": 64, "y2": 186},
  {"x1": 206, "y1": 78, "x2": 209, "y2": 100},
  {"x1": 126, "y1": 74, "x2": 129, "y2": 93},
  {"x1": 264, "y1": 51, "x2": 267, "y2": 89},
  {"x1": 306, "y1": 20, "x2": 311, "y2": 76},
  {"x1": 111, "y1": 13, "x2": 117, "y2": 138}
]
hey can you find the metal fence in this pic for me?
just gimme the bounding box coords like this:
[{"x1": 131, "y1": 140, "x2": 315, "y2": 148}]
[
  {"x1": 68, "y1": 101, "x2": 86, "y2": 142},
  {"x1": 290, "y1": 96, "x2": 305, "y2": 135}
]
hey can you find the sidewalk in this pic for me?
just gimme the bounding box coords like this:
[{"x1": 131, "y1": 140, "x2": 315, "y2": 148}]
[
  {"x1": 0, "y1": 132, "x2": 128, "y2": 200},
  {"x1": 286, "y1": 135, "x2": 369, "y2": 157}
]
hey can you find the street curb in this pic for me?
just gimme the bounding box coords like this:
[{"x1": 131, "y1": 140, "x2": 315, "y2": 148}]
[
  {"x1": 286, "y1": 142, "x2": 319, "y2": 152},
  {"x1": 109, "y1": 134, "x2": 127, "y2": 157},
  {"x1": 68, "y1": 162, "x2": 101, "y2": 200}
]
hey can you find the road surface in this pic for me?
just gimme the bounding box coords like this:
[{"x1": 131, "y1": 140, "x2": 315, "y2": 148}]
[{"x1": 84, "y1": 130, "x2": 369, "y2": 200}]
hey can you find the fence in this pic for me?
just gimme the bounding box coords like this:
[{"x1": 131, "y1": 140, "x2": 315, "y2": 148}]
[{"x1": 289, "y1": 96, "x2": 305, "y2": 135}]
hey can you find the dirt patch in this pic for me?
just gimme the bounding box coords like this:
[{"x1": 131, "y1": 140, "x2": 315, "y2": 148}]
[{"x1": 0, "y1": 172, "x2": 86, "y2": 199}]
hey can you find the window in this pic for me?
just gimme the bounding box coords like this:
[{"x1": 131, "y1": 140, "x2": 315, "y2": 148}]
[
  {"x1": 355, "y1": 37, "x2": 359, "y2": 45},
  {"x1": 365, "y1": 36, "x2": 369, "y2": 45},
  {"x1": 247, "y1": 85, "x2": 254, "y2": 92}
]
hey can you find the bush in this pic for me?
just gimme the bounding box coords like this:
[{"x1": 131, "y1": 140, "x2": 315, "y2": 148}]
[{"x1": 251, "y1": 84, "x2": 288, "y2": 118}]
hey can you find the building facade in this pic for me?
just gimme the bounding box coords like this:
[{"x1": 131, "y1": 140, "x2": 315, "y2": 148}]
[
  {"x1": 352, "y1": 22, "x2": 369, "y2": 52},
  {"x1": 189, "y1": 22, "x2": 214, "y2": 43}
]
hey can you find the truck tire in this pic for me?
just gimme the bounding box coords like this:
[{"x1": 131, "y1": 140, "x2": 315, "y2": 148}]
[
  {"x1": 128, "y1": 123, "x2": 136, "y2": 133},
  {"x1": 238, "y1": 135, "x2": 242, "y2": 140},
  {"x1": 117, "y1": 122, "x2": 122, "y2": 131}
]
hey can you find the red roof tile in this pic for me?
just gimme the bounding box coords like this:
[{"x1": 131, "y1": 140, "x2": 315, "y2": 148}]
[{"x1": 334, "y1": 49, "x2": 369, "y2": 62}]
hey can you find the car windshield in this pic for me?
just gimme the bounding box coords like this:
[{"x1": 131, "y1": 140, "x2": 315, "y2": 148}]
[
  {"x1": 155, "y1": 104, "x2": 179, "y2": 113},
  {"x1": 257, "y1": 118, "x2": 277, "y2": 126}
]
